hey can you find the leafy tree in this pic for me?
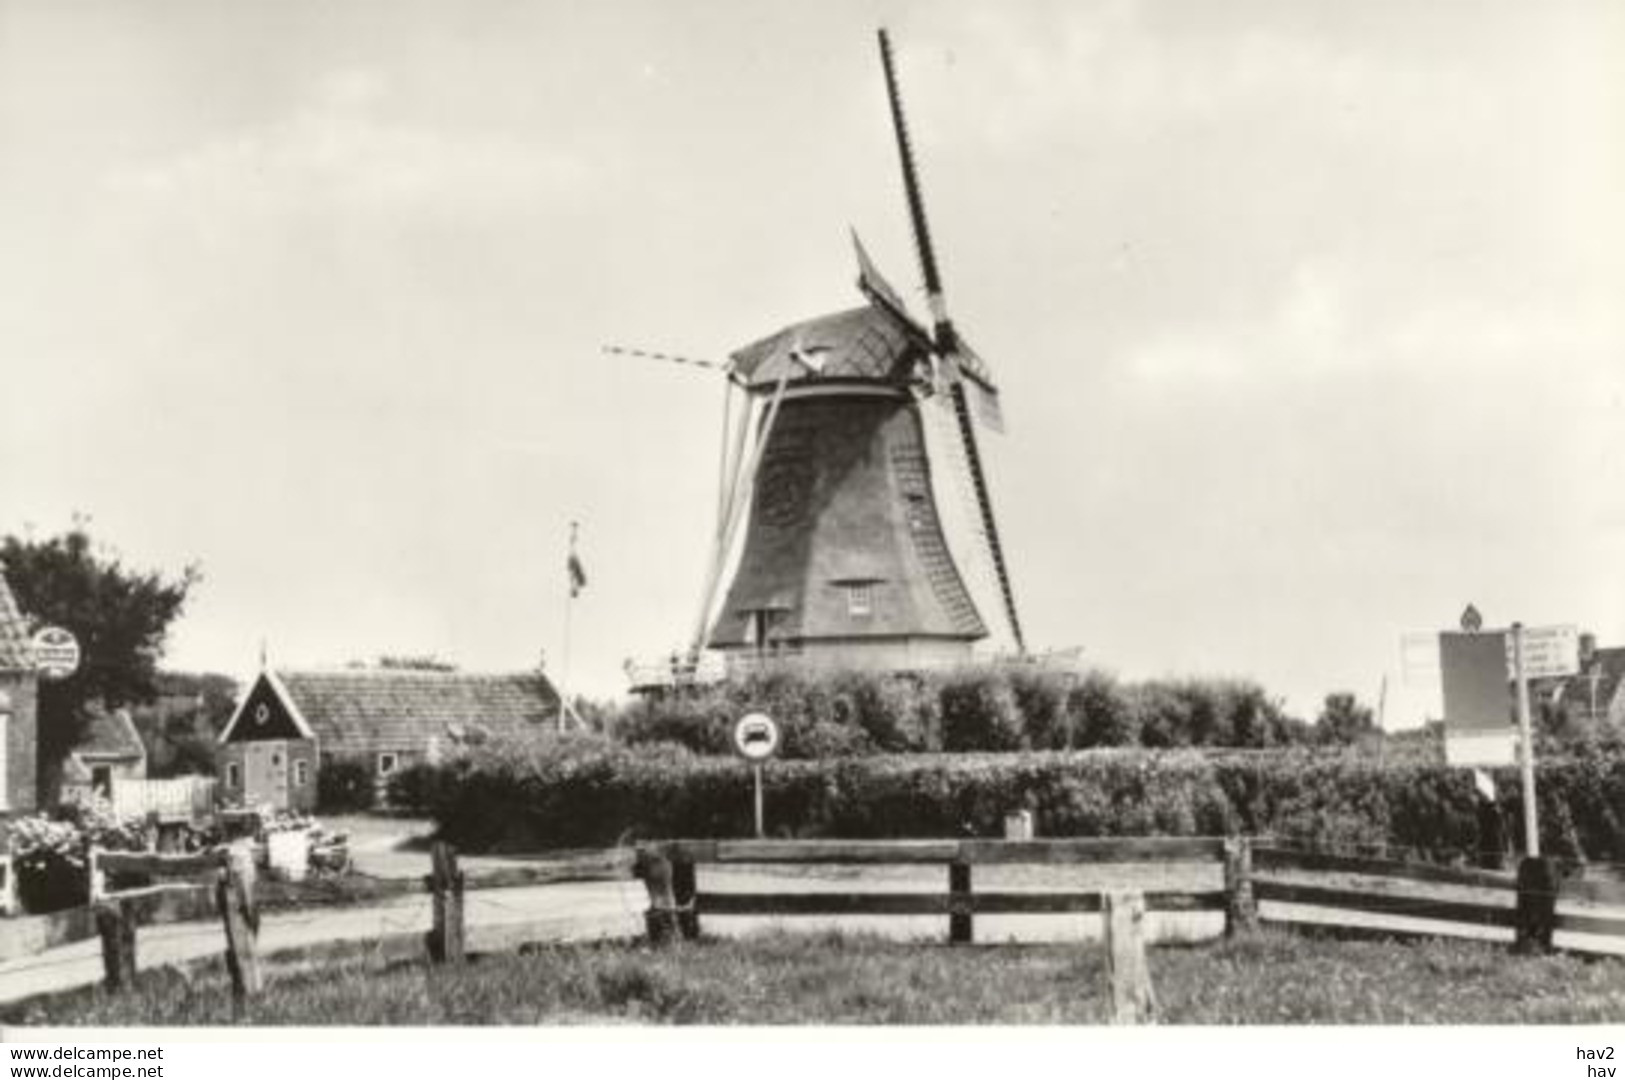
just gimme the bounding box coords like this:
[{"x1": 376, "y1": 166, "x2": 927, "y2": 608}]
[
  {"x1": 0, "y1": 523, "x2": 199, "y2": 795},
  {"x1": 1315, "y1": 691, "x2": 1376, "y2": 746}
]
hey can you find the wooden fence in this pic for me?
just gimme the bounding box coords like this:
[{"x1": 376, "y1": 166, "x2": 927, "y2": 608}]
[
  {"x1": 3, "y1": 837, "x2": 1624, "y2": 1018},
  {"x1": 108, "y1": 777, "x2": 217, "y2": 823}
]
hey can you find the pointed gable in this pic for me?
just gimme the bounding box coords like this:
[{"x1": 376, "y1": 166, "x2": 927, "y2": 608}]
[
  {"x1": 218, "y1": 671, "x2": 314, "y2": 744},
  {"x1": 0, "y1": 568, "x2": 34, "y2": 672}
]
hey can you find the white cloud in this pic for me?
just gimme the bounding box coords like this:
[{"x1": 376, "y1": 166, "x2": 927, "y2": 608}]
[{"x1": 106, "y1": 67, "x2": 593, "y2": 218}]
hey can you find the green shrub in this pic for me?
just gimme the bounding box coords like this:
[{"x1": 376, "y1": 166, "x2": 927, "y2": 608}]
[
  {"x1": 421, "y1": 736, "x2": 1625, "y2": 860},
  {"x1": 317, "y1": 758, "x2": 375, "y2": 813},
  {"x1": 616, "y1": 665, "x2": 1315, "y2": 757}
]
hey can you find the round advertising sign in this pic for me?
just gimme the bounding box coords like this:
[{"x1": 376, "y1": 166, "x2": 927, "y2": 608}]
[
  {"x1": 31, "y1": 626, "x2": 81, "y2": 681},
  {"x1": 732, "y1": 712, "x2": 781, "y2": 762}
]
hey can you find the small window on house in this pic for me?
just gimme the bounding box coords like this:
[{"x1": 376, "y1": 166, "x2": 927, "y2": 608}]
[
  {"x1": 294, "y1": 759, "x2": 309, "y2": 787},
  {"x1": 271, "y1": 753, "x2": 282, "y2": 768},
  {"x1": 378, "y1": 752, "x2": 398, "y2": 776},
  {"x1": 226, "y1": 762, "x2": 241, "y2": 788},
  {"x1": 846, "y1": 583, "x2": 874, "y2": 618}
]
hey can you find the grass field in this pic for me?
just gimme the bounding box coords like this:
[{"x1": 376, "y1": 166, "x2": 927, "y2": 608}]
[{"x1": 7, "y1": 929, "x2": 1624, "y2": 1026}]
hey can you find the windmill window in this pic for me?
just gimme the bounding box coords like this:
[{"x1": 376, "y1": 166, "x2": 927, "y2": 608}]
[
  {"x1": 226, "y1": 762, "x2": 241, "y2": 788},
  {"x1": 846, "y1": 583, "x2": 875, "y2": 618}
]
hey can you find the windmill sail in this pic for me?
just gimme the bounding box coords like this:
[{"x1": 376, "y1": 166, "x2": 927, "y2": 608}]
[{"x1": 877, "y1": 27, "x2": 1025, "y2": 653}]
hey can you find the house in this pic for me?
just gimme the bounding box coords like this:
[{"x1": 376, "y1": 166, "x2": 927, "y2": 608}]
[
  {"x1": 59, "y1": 707, "x2": 147, "y2": 803},
  {"x1": 1548, "y1": 641, "x2": 1625, "y2": 727},
  {"x1": 0, "y1": 568, "x2": 38, "y2": 821},
  {"x1": 216, "y1": 665, "x2": 561, "y2": 811}
]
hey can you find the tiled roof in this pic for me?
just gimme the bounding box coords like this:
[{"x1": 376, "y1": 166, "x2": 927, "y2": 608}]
[
  {"x1": 277, "y1": 669, "x2": 560, "y2": 755},
  {"x1": 0, "y1": 568, "x2": 33, "y2": 672},
  {"x1": 75, "y1": 708, "x2": 146, "y2": 761},
  {"x1": 1556, "y1": 647, "x2": 1625, "y2": 718},
  {"x1": 730, "y1": 301, "x2": 928, "y2": 390}
]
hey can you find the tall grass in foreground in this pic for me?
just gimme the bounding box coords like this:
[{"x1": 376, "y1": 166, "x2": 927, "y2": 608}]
[{"x1": 8, "y1": 931, "x2": 1623, "y2": 1026}]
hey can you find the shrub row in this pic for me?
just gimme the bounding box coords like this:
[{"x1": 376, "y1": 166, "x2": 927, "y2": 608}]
[
  {"x1": 407, "y1": 737, "x2": 1625, "y2": 864},
  {"x1": 614, "y1": 667, "x2": 1319, "y2": 756}
]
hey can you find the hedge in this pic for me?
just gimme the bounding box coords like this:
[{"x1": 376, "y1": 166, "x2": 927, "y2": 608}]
[
  {"x1": 614, "y1": 667, "x2": 1318, "y2": 756},
  {"x1": 412, "y1": 736, "x2": 1625, "y2": 863}
]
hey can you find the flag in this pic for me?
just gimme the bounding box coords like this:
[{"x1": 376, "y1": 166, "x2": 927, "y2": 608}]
[{"x1": 568, "y1": 551, "x2": 587, "y2": 598}]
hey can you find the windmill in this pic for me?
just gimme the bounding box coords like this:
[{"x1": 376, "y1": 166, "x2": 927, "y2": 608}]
[{"x1": 676, "y1": 27, "x2": 1024, "y2": 676}]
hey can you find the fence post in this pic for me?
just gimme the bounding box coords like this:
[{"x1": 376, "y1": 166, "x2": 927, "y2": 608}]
[
  {"x1": 671, "y1": 855, "x2": 700, "y2": 941},
  {"x1": 427, "y1": 841, "x2": 466, "y2": 965},
  {"x1": 1513, "y1": 855, "x2": 1557, "y2": 955},
  {"x1": 0, "y1": 852, "x2": 17, "y2": 917},
  {"x1": 948, "y1": 859, "x2": 973, "y2": 945},
  {"x1": 1224, "y1": 837, "x2": 1258, "y2": 937},
  {"x1": 94, "y1": 900, "x2": 138, "y2": 994},
  {"x1": 86, "y1": 845, "x2": 104, "y2": 904},
  {"x1": 635, "y1": 847, "x2": 680, "y2": 947},
  {"x1": 216, "y1": 844, "x2": 261, "y2": 1016},
  {"x1": 1103, "y1": 891, "x2": 1157, "y2": 1024}
]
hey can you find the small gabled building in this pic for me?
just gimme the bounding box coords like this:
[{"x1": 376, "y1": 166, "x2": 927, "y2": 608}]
[
  {"x1": 216, "y1": 666, "x2": 561, "y2": 810},
  {"x1": 0, "y1": 568, "x2": 38, "y2": 819},
  {"x1": 60, "y1": 707, "x2": 147, "y2": 803}
]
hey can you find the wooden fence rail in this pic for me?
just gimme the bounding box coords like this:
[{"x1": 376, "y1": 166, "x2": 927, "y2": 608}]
[{"x1": 5, "y1": 836, "x2": 1625, "y2": 1014}]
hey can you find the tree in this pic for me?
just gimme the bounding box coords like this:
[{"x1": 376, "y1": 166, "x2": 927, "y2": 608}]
[
  {"x1": 1315, "y1": 691, "x2": 1376, "y2": 746},
  {"x1": 0, "y1": 523, "x2": 199, "y2": 795}
]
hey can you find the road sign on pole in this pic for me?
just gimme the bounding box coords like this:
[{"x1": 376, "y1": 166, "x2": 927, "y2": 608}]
[
  {"x1": 732, "y1": 713, "x2": 781, "y2": 838},
  {"x1": 31, "y1": 627, "x2": 80, "y2": 681},
  {"x1": 1440, "y1": 629, "x2": 1516, "y2": 767}
]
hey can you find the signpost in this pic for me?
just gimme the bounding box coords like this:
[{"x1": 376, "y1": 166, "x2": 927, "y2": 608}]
[
  {"x1": 731, "y1": 712, "x2": 781, "y2": 839},
  {"x1": 1437, "y1": 609, "x2": 1577, "y2": 857},
  {"x1": 30, "y1": 626, "x2": 80, "y2": 681}
]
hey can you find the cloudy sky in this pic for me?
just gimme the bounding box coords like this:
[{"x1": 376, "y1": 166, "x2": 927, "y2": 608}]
[{"x1": 2, "y1": 0, "x2": 1620, "y2": 722}]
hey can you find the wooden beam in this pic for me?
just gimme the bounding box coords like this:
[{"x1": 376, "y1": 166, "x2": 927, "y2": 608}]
[
  {"x1": 96, "y1": 850, "x2": 226, "y2": 879},
  {"x1": 427, "y1": 842, "x2": 465, "y2": 966},
  {"x1": 216, "y1": 846, "x2": 261, "y2": 1018},
  {"x1": 94, "y1": 901, "x2": 137, "y2": 994},
  {"x1": 1251, "y1": 846, "x2": 1517, "y2": 891},
  {"x1": 1103, "y1": 892, "x2": 1157, "y2": 1024},
  {"x1": 698, "y1": 892, "x2": 950, "y2": 916},
  {"x1": 695, "y1": 840, "x2": 959, "y2": 864},
  {"x1": 959, "y1": 837, "x2": 1226, "y2": 864},
  {"x1": 1253, "y1": 879, "x2": 1515, "y2": 928}
]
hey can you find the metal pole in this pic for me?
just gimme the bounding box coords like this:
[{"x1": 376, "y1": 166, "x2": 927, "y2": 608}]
[
  {"x1": 1512, "y1": 622, "x2": 1539, "y2": 857},
  {"x1": 753, "y1": 763, "x2": 764, "y2": 839}
]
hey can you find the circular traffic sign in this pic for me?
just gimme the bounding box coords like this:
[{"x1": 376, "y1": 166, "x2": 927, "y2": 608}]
[
  {"x1": 31, "y1": 626, "x2": 81, "y2": 681},
  {"x1": 732, "y1": 712, "x2": 781, "y2": 762}
]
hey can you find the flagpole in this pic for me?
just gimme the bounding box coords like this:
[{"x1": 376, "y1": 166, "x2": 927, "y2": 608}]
[{"x1": 561, "y1": 521, "x2": 577, "y2": 733}]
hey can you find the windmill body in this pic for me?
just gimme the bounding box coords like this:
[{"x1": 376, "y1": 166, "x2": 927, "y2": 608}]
[
  {"x1": 669, "y1": 28, "x2": 1024, "y2": 680},
  {"x1": 704, "y1": 299, "x2": 990, "y2": 670}
]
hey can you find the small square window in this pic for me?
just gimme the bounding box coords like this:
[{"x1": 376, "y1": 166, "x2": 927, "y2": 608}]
[
  {"x1": 378, "y1": 752, "x2": 398, "y2": 776},
  {"x1": 294, "y1": 759, "x2": 309, "y2": 787},
  {"x1": 846, "y1": 583, "x2": 874, "y2": 617}
]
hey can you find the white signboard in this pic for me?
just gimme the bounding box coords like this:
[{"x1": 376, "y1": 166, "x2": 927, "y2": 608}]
[
  {"x1": 1506, "y1": 624, "x2": 1580, "y2": 679},
  {"x1": 31, "y1": 626, "x2": 81, "y2": 681},
  {"x1": 732, "y1": 712, "x2": 781, "y2": 762},
  {"x1": 1445, "y1": 730, "x2": 1517, "y2": 768}
]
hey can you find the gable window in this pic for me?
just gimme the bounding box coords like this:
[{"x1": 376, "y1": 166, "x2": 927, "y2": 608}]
[
  {"x1": 226, "y1": 762, "x2": 241, "y2": 788},
  {"x1": 846, "y1": 583, "x2": 875, "y2": 618},
  {"x1": 294, "y1": 759, "x2": 309, "y2": 787},
  {"x1": 378, "y1": 752, "x2": 398, "y2": 777}
]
